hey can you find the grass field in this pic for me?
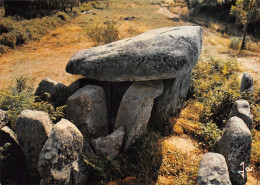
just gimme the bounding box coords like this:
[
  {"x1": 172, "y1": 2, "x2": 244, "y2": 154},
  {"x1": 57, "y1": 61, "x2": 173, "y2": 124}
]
[{"x1": 0, "y1": 0, "x2": 259, "y2": 184}]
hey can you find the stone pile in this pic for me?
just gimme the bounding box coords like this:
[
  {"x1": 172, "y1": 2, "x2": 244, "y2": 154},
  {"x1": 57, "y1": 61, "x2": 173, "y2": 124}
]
[{"x1": 198, "y1": 99, "x2": 252, "y2": 185}]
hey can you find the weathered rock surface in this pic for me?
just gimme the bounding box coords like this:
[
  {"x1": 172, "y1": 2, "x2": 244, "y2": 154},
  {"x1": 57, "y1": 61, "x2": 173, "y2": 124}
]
[
  {"x1": 66, "y1": 26, "x2": 202, "y2": 82},
  {"x1": 35, "y1": 78, "x2": 69, "y2": 105},
  {"x1": 0, "y1": 109, "x2": 8, "y2": 125},
  {"x1": 92, "y1": 126, "x2": 125, "y2": 157},
  {"x1": 38, "y1": 119, "x2": 87, "y2": 185},
  {"x1": 67, "y1": 85, "x2": 108, "y2": 138},
  {"x1": 115, "y1": 81, "x2": 163, "y2": 151},
  {"x1": 240, "y1": 72, "x2": 254, "y2": 92},
  {"x1": 197, "y1": 152, "x2": 231, "y2": 185},
  {"x1": 16, "y1": 110, "x2": 52, "y2": 170},
  {"x1": 228, "y1": 99, "x2": 253, "y2": 130},
  {"x1": 155, "y1": 71, "x2": 191, "y2": 122},
  {"x1": 214, "y1": 117, "x2": 251, "y2": 185}
]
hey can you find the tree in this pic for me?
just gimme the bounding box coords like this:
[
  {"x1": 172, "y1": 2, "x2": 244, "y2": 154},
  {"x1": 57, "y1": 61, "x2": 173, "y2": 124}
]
[{"x1": 230, "y1": 0, "x2": 259, "y2": 52}]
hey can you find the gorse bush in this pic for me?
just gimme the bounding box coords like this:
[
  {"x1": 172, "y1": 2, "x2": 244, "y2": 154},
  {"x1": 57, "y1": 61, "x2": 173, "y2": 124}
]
[
  {"x1": 0, "y1": 77, "x2": 66, "y2": 130},
  {"x1": 87, "y1": 20, "x2": 119, "y2": 46}
]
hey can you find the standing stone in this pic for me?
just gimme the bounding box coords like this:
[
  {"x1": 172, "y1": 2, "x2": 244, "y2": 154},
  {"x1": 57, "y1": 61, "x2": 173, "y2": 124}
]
[
  {"x1": 0, "y1": 109, "x2": 8, "y2": 125},
  {"x1": 115, "y1": 81, "x2": 163, "y2": 151},
  {"x1": 197, "y1": 152, "x2": 231, "y2": 185},
  {"x1": 240, "y1": 72, "x2": 254, "y2": 92},
  {"x1": 155, "y1": 72, "x2": 191, "y2": 122},
  {"x1": 38, "y1": 119, "x2": 87, "y2": 185},
  {"x1": 35, "y1": 78, "x2": 69, "y2": 105},
  {"x1": 66, "y1": 26, "x2": 202, "y2": 82},
  {"x1": 67, "y1": 85, "x2": 108, "y2": 138},
  {"x1": 16, "y1": 110, "x2": 52, "y2": 171},
  {"x1": 214, "y1": 117, "x2": 251, "y2": 185},
  {"x1": 228, "y1": 99, "x2": 253, "y2": 130},
  {"x1": 92, "y1": 126, "x2": 125, "y2": 157}
]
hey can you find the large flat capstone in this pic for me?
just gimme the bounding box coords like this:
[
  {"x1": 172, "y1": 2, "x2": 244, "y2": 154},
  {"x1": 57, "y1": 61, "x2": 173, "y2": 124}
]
[{"x1": 66, "y1": 26, "x2": 202, "y2": 82}]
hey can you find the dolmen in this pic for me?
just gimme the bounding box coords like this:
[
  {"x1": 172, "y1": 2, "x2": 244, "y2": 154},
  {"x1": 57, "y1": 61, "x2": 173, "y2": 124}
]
[
  {"x1": 65, "y1": 26, "x2": 203, "y2": 151},
  {"x1": 36, "y1": 26, "x2": 203, "y2": 155}
]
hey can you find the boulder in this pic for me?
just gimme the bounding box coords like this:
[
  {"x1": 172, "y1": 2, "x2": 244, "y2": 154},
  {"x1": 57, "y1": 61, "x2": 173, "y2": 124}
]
[
  {"x1": 197, "y1": 152, "x2": 231, "y2": 185},
  {"x1": 16, "y1": 110, "x2": 52, "y2": 179},
  {"x1": 67, "y1": 85, "x2": 108, "y2": 138},
  {"x1": 66, "y1": 26, "x2": 202, "y2": 82},
  {"x1": 0, "y1": 126, "x2": 18, "y2": 146},
  {"x1": 92, "y1": 126, "x2": 125, "y2": 157},
  {"x1": 35, "y1": 78, "x2": 69, "y2": 105},
  {"x1": 0, "y1": 109, "x2": 8, "y2": 125},
  {"x1": 115, "y1": 81, "x2": 163, "y2": 151},
  {"x1": 0, "y1": 126, "x2": 27, "y2": 184},
  {"x1": 228, "y1": 99, "x2": 253, "y2": 130},
  {"x1": 240, "y1": 72, "x2": 254, "y2": 92},
  {"x1": 155, "y1": 71, "x2": 191, "y2": 122},
  {"x1": 38, "y1": 119, "x2": 87, "y2": 185},
  {"x1": 214, "y1": 117, "x2": 251, "y2": 185}
]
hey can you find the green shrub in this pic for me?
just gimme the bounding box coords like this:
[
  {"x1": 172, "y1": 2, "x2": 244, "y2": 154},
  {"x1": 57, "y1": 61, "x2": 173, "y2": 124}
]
[
  {"x1": 229, "y1": 36, "x2": 241, "y2": 49},
  {"x1": 0, "y1": 77, "x2": 66, "y2": 130},
  {"x1": 198, "y1": 122, "x2": 222, "y2": 146},
  {"x1": 87, "y1": 21, "x2": 119, "y2": 46}
]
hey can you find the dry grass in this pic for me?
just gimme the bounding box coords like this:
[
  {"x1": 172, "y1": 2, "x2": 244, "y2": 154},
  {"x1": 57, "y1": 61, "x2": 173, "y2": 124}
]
[{"x1": 157, "y1": 134, "x2": 204, "y2": 185}]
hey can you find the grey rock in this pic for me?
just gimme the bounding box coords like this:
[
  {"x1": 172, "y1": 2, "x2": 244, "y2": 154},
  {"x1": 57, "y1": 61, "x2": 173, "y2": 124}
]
[
  {"x1": 66, "y1": 26, "x2": 202, "y2": 82},
  {"x1": 197, "y1": 152, "x2": 231, "y2": 185},
  {"x1": 0, "y1": 109, "x2": 8, "y2": 125},
  {"x1": 38, "y1": 119, "x2": 87, "y2": 185},
  {"x1": 155, "y1": 71, "x2": 191, "y2": 122},
  {"x1": 92, "y1": 126, "x2": 125, "y2": 157},
  {"x1": 67, "y1": 85, "x2": 108, "y2": 138},
  {"x1": 240, "y1": 72, "x2": 254, "y2": 92},
  {"x1": 115, "y1": 81, "x2": 163, "y2": 151},
  {"x1": 228, "y1": 99, "x2": 253, "y2": 130},
  {"x1": 35, "y1": 78, "x2": 69, "y2": 105},
  {"x1": 215, "y1": 117, "x2": 251, "y2": 185},
  {"x1": 16, "y1": 110, "x2": 52, "y2": 173}
]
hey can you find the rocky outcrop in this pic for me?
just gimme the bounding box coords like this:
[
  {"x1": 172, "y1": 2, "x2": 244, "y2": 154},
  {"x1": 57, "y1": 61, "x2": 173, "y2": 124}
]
[
  {"x1": 67, "y1": 85, "x2": 108, "y2": 138},
  {"x1": 66, "y1": 26, "x2": 202, "y2": 82},
  {"x1": 38, "y1": 119, "x2": 87, "y2": 185},
  {"x1": 155, "y1": 71, "x2": 191, "y2": 122},
  {"x1": 16, "y1": 110, "x2": 52, "y2": 176},
  {"x1": 35, "y1": 78, "x2": 69, "y2": 105},
  {"x1": 228, "y1": 99, "x2": 253, "y2": 130},
  {"x1": 92, "y1": 126, "x2": 125, "y2": 157},
  {"x1": 240, "y1": 72, "x2": 254, "y2": 92},
  {"x1": 213, "y1": 116, "x2": 251, "y2": 185},
  {"x1": 115, "y1": 81, "x2": 163, "y2": 151},
  {"x1": 197, "y1": 152, "x2": 231, "y2": 185}
]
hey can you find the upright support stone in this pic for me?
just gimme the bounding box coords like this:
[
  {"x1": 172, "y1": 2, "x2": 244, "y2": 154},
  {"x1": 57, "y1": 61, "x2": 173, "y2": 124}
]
[
  {"x1": 155, "y1": 72, "x2": 191, "y2": 123},
  {"x1": 67, "y1": 85, "x2": 108, "y2": 138},
  {"x1": 228, "y1": 99, "x2": 253, "y2": 130},
  {"x1": 197, "y1": 152, "x2": 231, "y2": 185},
  {"x1": 214, "y1": 117, "x2": 251, "y2": 185},
  {"x1": 16, "y1": 110, "x2": 52, "y2": 182},
  {"x1": 240, "y1": 72, "x2": 254, "y2": 92},
  {"x1": 38, "y1": 119, "x2": 87, "y2": 185},
  {"x1": 115, "y1": 81, "x2": 163, "y2": 151}
]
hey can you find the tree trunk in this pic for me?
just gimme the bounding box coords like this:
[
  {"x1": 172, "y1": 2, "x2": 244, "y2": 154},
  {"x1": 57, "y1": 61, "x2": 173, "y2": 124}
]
[{"x1": 240, "y1": 21, "x2": 249, "y2": 53}]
